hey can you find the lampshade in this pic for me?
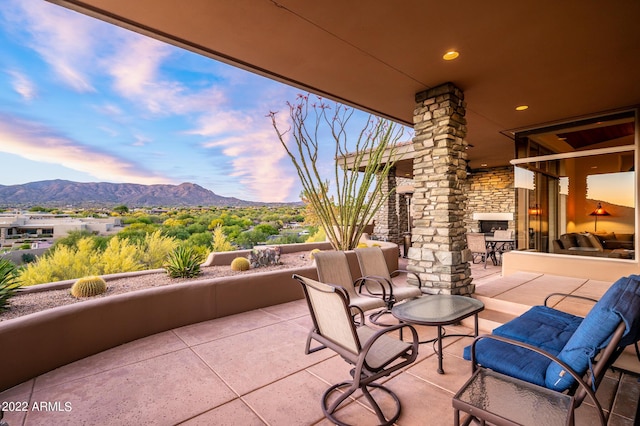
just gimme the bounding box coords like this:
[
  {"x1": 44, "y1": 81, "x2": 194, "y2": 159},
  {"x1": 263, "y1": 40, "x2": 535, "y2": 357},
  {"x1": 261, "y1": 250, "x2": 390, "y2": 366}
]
[
  {"x1": 589, "y1": 202, "x2": 610, "y2": 232},
  {"x1": 589, "y1": 203, "x2": 610, "y2": 217}
]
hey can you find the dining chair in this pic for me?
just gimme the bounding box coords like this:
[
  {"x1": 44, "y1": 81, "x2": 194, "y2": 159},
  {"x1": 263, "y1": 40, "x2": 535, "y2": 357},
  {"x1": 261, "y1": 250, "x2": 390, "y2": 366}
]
[{"x1": 466, "y1": 233, "x2": 492, "y2": 268}]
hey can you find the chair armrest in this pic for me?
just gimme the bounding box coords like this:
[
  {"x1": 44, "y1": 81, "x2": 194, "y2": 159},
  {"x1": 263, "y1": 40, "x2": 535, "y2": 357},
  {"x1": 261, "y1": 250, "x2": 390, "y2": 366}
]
[
  {"x1": 349, "y1": 304, "x2": 365, "y2": 326},
  {"x1": 360, "y1": 274, "x2": 394, "y2": 299},
  {"x1": 355, "y1": 276, "x2": 388, "y2": 301},
  {"x1": 470, "y1": 334, "x2": 606, "y2": 426},
  {"x1": 544, "y1": 293, "x2": 598, "y2": 307},
  {"x1": 390, "y1": 269, "x2": 422, "y2": 288}
]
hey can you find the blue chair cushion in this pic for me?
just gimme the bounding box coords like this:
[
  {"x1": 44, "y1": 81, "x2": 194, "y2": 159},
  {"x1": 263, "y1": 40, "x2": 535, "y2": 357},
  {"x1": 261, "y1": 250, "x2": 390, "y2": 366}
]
[
  {"x1": 546, "y1": 275, "x2": 640, "y2": 391},
  {"x1": 466, "y1": 338, "x2": 551, "y2": 387},
  {"x1": 492, "y1": 305, "x2": 582, "y2": 353}
]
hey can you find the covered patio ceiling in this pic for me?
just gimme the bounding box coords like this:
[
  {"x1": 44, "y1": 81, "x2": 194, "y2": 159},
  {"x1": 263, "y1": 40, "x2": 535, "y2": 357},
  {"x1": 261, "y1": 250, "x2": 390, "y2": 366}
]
[{"x1": 48, "y1": 0, "x2": 640, "y2": 170}]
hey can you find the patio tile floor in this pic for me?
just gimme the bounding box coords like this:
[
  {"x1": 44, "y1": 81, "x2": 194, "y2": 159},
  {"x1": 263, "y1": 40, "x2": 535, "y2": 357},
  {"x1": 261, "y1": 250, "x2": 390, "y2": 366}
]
[{"x1": 1, "y1": 260, "x2": 638, "y2": 425}]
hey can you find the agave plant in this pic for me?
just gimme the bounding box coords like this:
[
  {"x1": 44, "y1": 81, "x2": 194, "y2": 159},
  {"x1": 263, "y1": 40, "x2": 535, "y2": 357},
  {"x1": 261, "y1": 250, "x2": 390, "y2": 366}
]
[
  {"x1": 165, "y1": 246, "x2": 203, "y2": 278},
  {"x1": 0, "y1": 258, "x2": 21, "y2": 312}
]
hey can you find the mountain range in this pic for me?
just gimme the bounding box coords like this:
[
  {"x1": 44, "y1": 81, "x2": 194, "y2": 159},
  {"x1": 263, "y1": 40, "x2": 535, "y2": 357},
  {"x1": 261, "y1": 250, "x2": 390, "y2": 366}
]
[{"x1": 0, "y1": 180, "x2": 282, "y2": 208}]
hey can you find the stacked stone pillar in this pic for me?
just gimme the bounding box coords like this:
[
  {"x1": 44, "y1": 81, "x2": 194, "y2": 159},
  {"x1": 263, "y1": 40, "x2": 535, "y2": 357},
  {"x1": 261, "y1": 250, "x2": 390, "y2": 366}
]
[
  {"x1": 373, "y1": 168, "x2": 401, "y2": 243},
  {"x1": 408, "y1": 83, "x2": 473, "y2": 295}
]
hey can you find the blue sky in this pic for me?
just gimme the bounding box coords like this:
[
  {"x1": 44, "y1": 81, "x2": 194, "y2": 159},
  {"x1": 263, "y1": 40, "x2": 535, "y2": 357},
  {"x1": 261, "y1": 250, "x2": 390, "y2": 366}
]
[{"x1": 0, "y1": 0, "x2": 405, "y2": 203}]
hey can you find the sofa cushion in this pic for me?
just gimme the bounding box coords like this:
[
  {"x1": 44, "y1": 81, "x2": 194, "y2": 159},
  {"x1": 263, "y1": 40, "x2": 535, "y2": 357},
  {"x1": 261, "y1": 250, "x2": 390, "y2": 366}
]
[
  {"x1": 603, "y1": 240, "x2": 625, "y2": 249},
  {"x1": 559, "y1": 233, "x2": 578, "y2": 249},
  {"x1": 595, "y1": 232, "x2": 615, "y2": 244},
  {"x1": 462, "y1": 306, "x2": 583, "y2": 386},
  {"x1": 575, "y1": 233, "x2": 593, "y2": 248},
  {"x1": 545, "y1": 275, "x2": 640, "y2": 391},
  {"x1": 616, "y1": 234, "x2": 635, "y2": 250},
  {"x1": 584, "y1": 233, "x2": 604, "y2": 251},
  {"x1": 491, "y1": 305, "x2": 582, "y2": 353}
]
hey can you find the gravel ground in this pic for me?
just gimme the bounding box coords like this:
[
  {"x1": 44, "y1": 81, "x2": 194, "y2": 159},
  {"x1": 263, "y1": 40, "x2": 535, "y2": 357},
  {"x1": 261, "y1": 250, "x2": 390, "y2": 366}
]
[{"x1": 1, "y1": 252, "x2": 312, "y2": 322}]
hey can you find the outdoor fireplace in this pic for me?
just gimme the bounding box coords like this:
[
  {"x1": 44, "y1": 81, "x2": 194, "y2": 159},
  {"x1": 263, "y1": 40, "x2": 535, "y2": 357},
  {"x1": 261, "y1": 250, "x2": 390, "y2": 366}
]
[
  {"x1": 472, "y1": 213, "x2": 513, "y2": 235},
  {"x1": 478, "y1": 220, "x2": 508, "y2": 234}
]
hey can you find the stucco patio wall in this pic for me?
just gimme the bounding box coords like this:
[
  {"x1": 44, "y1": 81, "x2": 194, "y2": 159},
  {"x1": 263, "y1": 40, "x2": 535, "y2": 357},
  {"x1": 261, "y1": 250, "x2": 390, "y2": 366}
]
[
  {"x1": 0, "y1": 242, "x2": 398, "y2": 392},
  {"x1": 502, "y1": 251, "x2": 639, "y2": 281}
]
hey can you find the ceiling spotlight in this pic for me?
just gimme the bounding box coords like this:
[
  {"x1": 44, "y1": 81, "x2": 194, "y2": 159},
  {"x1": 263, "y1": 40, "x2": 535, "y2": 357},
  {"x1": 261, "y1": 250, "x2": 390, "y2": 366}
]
[
  {"x1": 443, "y1": 50, "x2": 459, "y2": 61},
  {"x1": 515, "y1": 105, "x2": 529, "y2": 111}
]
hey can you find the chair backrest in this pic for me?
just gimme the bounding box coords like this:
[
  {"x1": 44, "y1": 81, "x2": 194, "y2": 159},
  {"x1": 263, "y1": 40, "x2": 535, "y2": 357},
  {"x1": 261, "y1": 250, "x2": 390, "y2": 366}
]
[
  {"x1": 295, "y1": 274, "x2": 361, "y2": 355},
  {"x1": 354, "y1": 247, "x2": 390, "y2": 280},
  {"x1": 466, "y1": 233, "x2": 487, "y2": 253},
  {"x1": 314, "y1": 250, "x2": 358, "y2": 298},
  {"x1": 493, "y1": 229, "x2": 513, "y2": 239}
]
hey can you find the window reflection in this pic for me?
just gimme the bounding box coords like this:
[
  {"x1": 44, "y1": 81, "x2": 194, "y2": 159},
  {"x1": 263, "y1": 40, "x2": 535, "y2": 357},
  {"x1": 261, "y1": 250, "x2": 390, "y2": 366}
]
[{"x1": 513, "y1": 111, "x2": 636, "y2": 259}]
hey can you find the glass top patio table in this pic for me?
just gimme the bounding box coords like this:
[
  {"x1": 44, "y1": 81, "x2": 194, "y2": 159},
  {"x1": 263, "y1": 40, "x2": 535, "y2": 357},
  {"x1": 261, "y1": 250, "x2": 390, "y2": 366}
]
[
  {"x1": 392, "y1": 295, "x2": 484, "y2": 325},
  {"x1": 392, "y1": 295, "x2": 484, "y2": 374}
]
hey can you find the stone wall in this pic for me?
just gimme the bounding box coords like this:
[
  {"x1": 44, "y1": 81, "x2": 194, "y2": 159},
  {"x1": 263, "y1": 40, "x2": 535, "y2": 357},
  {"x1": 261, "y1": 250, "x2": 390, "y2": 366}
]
[{"x1": 464, "y1": 167, "x2": 515, "y2": 231}]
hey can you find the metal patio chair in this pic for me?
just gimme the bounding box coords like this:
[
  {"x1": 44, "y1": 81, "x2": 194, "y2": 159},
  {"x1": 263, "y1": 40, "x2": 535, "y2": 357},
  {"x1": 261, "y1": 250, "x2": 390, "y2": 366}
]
[
  {"x1": 455, "y1": 275, "x2": 640, "y2": 425},
  {"x1": 354, "y1": 246, "x2": 422, "y2": 324},
  {"x1": 293, "y1": 274, "x2": 419, "y2": 426},
  {"x1": 466, "y1": 233, "x2": 493, "y2": 268},
  {"x1": 313, "y1": 250, "x2": 387, "y2": 324}
]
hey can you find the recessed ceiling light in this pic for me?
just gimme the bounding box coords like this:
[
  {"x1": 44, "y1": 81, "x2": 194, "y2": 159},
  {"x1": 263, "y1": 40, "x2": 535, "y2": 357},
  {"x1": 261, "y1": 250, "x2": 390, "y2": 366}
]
[
  {"x1": 443, "y1": 50, "x2": 459, "y2": 61},
  {"x1": 515, "y1": 105, "x2": 529, "y2": 111},
  {"x1": 480, "y1": 163, "x2": 488, "y2": 167}
]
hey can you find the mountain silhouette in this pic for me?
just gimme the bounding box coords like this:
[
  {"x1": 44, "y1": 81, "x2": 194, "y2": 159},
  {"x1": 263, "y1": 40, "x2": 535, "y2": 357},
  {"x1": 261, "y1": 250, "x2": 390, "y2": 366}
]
[{"x1": 0, "y1": 180, "x2": 277, "y2": 208}]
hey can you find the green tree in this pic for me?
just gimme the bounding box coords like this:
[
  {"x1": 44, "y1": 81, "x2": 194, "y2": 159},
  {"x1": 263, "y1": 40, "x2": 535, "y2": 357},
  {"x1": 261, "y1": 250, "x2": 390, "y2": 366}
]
[
  {"x1": 254, "y1": 223, "x2": 279, "y2": 236},
  {"x1": 235, "y1": 230, "x2": 268, "y2": 249},
  {"x1": 113, "y1": 205, "x2": 129, "y2": 215}
]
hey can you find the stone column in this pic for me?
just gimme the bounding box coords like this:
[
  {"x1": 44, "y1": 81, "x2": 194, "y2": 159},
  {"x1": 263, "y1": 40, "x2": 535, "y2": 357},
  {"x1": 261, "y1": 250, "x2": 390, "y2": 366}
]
[
  {"x1": 373, "y1": 168, "x2": 401, "y2": 243},
  {"x1": 408, "y1": 83, "x2": 473, "y2": 295}
]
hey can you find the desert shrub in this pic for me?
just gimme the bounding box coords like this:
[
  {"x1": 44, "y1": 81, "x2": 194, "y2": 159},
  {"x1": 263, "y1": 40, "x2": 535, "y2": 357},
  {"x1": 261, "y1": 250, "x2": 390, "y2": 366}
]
[
  {"x1": 165, "y1": 246, "x2": 202, "y2": 278},
  {"x1": 305, "y1": 227, "x2": 326, "y2": 243},
  {"x1": 0, "y1": 259, "x2": 21, "y2": 312},
  {"x1": 230, "y1": 257, "x2": 250, "y2": 271},
  {"x1": 138, "y1": 231, "x2": 178, "y2": 269},
  {"x1": 268, "y1": 234, "x2": 305, "y2": 245},
  {"x1": 18, "y1": 236, "x2": 141, "y2": 285},
  {"x1": 70, "y1": 276, "x2": 107, "y2": 298},
  {"x1": 19, "y1": 240, "x2": 97, "y2": 286},
  {"x1": 100, "y1": 237, "x2": 143, "y2": 275},
  {"x1": 249, "y1": 247, "x2": 281, "y2": 268},
  {"x1": 211, "y1": 224, "x2": 234, "y2": 252},
  {"x1": 21, "y1": 253, "x2": 36, "y2": 264},
  {"x1": 52, "y1": 230, "x2": 95, "y2": 250}
]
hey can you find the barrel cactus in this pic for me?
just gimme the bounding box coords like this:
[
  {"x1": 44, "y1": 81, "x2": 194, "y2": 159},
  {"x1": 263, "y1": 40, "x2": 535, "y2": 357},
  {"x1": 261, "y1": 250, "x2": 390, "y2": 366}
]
[
  {"x1": 309, "y1": 248, "x2": 321, "y2": 260},
  {"x1": 71, "y1": 276, "x2": 107, "y2": 298},
  {"x1": 230, "y1": 257, "x2": 250, "y2": 271}
]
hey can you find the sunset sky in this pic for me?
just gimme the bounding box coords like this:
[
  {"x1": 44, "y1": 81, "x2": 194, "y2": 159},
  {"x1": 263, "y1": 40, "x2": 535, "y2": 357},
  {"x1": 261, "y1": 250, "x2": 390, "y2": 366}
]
[{"x1": 0, "y1": 0, "x2": 406, "y2": 203}]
